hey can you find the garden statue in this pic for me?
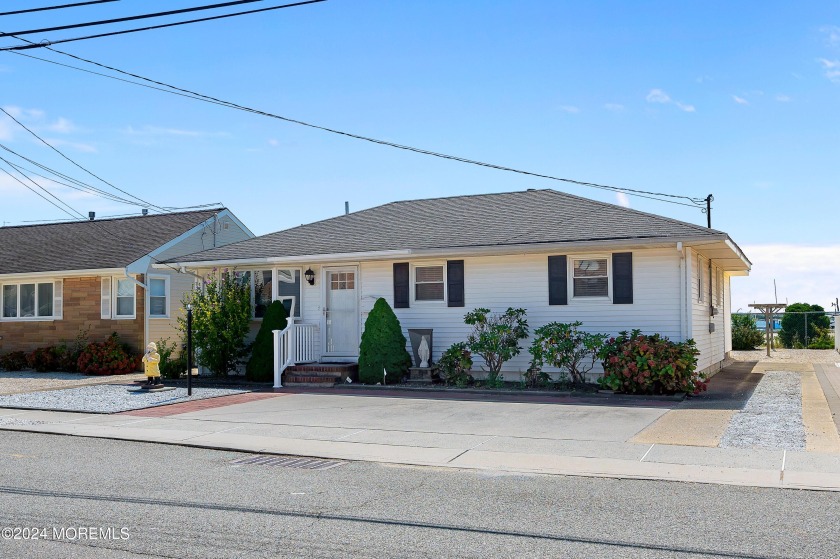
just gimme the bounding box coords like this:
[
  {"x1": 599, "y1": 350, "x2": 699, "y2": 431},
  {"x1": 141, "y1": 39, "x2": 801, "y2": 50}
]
[
  {"x1": 142, "y1": 342, "x2": 162, "y2": 386},
  {"x1": 418, "y1": 336, "x2": 430, "y2": 368}
]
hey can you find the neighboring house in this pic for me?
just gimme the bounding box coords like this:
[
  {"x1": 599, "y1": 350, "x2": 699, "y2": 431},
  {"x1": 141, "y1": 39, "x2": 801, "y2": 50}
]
[
  {"x1": 163, "y1": 189, "x2": 751, "y2": 381},
  {"x1": 0, "y1": 209, "x2": 253, "y2": 356}
]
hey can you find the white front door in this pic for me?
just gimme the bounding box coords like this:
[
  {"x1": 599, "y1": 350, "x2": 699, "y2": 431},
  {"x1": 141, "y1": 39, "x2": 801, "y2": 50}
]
[{"x1": 323, "y1": 267, "x2": 359, "y2": 356}]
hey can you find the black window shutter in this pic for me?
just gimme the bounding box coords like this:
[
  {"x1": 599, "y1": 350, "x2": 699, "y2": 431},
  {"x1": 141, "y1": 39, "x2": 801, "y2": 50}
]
[
  {"x1": 447, "y1": 260, "x2": 465, "y2": 307},
  {"x1": 548, "y1": 255, "x2": 568, "y2": 305},
  {"x1": 612, "y1": 252, "x2": 633, "y2": 304},
  {"x1": 393, "y1": 263, "x2": 410, "y2": 308}
]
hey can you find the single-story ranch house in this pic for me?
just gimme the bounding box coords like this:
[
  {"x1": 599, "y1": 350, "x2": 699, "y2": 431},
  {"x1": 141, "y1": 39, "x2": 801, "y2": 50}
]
[
  {"x1": 0, "y1": 208, "x2": 252, "y2": 355},
  {"x1": 163, "y1": 189, "x2": 751, "y2": 383}
]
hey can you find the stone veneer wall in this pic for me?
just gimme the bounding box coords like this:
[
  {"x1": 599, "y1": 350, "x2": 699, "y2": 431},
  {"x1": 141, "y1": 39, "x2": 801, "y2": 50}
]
[{"x1": 0, "y1": 276, "x2": 144, "y2": 355}]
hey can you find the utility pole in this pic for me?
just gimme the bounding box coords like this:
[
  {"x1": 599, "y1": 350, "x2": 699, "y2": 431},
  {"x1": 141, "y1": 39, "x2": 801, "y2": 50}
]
[{"x1": 705, "y1": 194, "x2": 714, "y2": 228}]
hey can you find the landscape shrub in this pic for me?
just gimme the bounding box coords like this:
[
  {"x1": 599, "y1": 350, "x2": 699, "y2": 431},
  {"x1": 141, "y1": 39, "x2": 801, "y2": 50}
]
[
  {"x1": 246, "y1": 301, "x2": 288, "y2": 382},
  {"x1": 157, "y1": 338, "x2": 187, "y2": 380},
  {"x1": 598, "y1": 330, "x2": 704, "y2": 395},
  {"x1": 779, "y1": 303, "x2": 830, "y2": 348},
  {"x1": 464, "y1": 307, "x2": 528, "y2": 387},
  {"x1": 0, "y1": 351, "x2": 28, "y2": 372},
  {"x1": 528, "y1": 321, "x2": 607, "y2": 385},
  {"x1": 181, "y1": 269, "x2": 251, "y2": 376},
  {"x1": 808, "y1": 328, "x2": 835, "y2": 350},
  {"x1": 358, "y1": 298, "x2": 412, "y2": 384},
  {"x1": 437, "y1": 342, "x2": 473, "y2": 387},
  {"x1": 731, "y1": 314, "x2": 765, "y2": 350},
  {"x1": 76, "y1": 333, "x2": 140, "y2": 376},
  {"x1": 26, "y1": 347, "x2": 61, "y2": 372}
]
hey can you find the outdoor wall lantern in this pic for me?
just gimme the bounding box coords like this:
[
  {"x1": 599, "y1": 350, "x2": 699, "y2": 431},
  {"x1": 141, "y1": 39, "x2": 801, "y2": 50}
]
[{"x1": 304, "y1": 268, "x2": 315, "y2": 286}]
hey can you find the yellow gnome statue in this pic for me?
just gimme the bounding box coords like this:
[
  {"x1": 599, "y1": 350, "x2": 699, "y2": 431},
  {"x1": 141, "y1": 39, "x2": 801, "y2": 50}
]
[{"x1": 142, "y1": 342, "x2": 162, "y2": 386}]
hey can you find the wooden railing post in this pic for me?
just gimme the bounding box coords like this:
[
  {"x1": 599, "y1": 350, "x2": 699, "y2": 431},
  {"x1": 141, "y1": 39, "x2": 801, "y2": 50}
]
[{"x1": 272, "y1": 329, "x2": 282, "y2": 389}]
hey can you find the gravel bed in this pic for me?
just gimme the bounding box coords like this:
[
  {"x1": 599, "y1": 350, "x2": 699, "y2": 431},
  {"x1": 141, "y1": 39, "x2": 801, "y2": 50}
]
[
  {"x1": 730, "y1": 349, "x2": 838, "y2": 364},
  {"x1": 0, "y1": 384, "x2": 245, "y2": 413},
  {"x1": 719, "y1": 372, "x2": 805, "y2": 451},
  {"x1": 0, "y1": 371, "x2": 146, "y2": 395}
]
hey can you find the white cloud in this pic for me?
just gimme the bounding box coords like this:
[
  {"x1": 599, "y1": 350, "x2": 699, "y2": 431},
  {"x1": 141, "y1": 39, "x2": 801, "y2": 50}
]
[
  {"x1": 47, "y1": 117, "x2": 75, "y2": 134},
  {"x1": 646, "y1": 89, "x2": 671, "y2": 104},
  {"x1": 732, "y1": 95, "x2": 749, "y2": 105},
  {"x1": 268, "y1": 138, "x2": 280, "y2": 147},
  {"x1": 604, "y1": 103, "x2": 624, "y2": 112},
  {"x1": 775, "y1": 94, "x2": 792, "y2": 102},
  {"x1": 646, "y1": 89, "x2": 695, "y2": 112},
  {"x1": 559, "y1": 105, "x2": 581, "y2": 114},
  {"x1": 821, "y1": 25, "x2": 840, "y2": 46},
  {"x1": 44, "y1": 138, "x2": 97, "y2": 153},
  {"x1": 818, "y1": 58, "x2": 840, "y2": 82},
  {"x1": 730, "y1": 244, "x2": 840, "y2": 312},
  {"x1": 615, "y1": 192, "x2": 631, "y2": 208},
  {"x1": 123, "y1": 125, "x2": 227, "y2": 138}
]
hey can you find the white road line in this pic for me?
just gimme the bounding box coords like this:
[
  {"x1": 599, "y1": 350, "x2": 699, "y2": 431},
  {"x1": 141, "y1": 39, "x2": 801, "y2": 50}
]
[{"x1": 640, "y1": 444, "x2": 655, "y2": 462}]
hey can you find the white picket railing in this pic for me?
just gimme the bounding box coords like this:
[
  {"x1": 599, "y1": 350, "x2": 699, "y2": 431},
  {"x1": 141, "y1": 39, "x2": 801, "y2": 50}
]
[{"x1": 273, "y1": 319, "x2": 319, "y2": 388}]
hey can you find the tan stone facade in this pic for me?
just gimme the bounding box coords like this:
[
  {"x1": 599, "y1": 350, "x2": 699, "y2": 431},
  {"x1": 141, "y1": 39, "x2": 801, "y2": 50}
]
[{"x1": 0, "y1": 276, "x2": 144, "y2": 355}]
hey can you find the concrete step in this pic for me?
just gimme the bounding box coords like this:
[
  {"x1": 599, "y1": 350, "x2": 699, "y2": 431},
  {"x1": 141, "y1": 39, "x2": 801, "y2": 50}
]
[
  {"x1": 286, "y1": 363, "x2": 358, "y2": 383},
  {"x1": 284, "y1": 374, "x2": 338, "y2": 386}
]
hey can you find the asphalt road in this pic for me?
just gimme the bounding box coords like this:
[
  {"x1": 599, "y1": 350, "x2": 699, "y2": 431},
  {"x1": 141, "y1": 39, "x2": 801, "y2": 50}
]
[{"x1": 0, "y1": 431, "x2": 837, "y2": 559}]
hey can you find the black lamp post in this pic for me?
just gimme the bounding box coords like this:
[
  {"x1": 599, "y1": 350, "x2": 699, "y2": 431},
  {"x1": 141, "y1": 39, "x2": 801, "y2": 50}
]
[{"x1": 186, "y1": 304, "x2": 193, "y2": 397}]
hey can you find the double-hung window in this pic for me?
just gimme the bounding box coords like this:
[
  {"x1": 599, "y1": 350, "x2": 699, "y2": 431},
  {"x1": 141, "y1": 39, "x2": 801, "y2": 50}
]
[
  {"x1": 148, "y1": 276, "x2": 169, "y2": 318},
  {"x1": 572, "y1": 258, "x2": 609, "y2": 298},
  {"x1": 1, "y1": 281, "x2": 57, "y2": 319},
  {"x1": 101, "y1": 277, "x2": 136, "y2": 319},
  {"x1": 414, "y1": 265, "x2": 445, "y2": 302}
]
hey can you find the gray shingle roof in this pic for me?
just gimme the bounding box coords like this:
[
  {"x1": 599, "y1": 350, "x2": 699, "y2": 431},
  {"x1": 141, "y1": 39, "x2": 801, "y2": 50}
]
[
  {"x1": 172, "y1": 189, "x2": 725, "y2": 263},
  {"x1": 0, "y1": 209, "x2": 221, "y2": 275}
]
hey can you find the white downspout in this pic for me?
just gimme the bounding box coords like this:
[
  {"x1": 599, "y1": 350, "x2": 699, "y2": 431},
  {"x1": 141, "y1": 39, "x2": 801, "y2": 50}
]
[{"x1": 124, "y1": 269, "x2": 148, "y2": 348}]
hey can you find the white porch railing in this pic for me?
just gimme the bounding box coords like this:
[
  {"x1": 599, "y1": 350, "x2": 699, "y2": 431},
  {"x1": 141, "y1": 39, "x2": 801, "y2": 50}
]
[{"x1": 273, "y1": 319, "x2": 319, "y2": 388}]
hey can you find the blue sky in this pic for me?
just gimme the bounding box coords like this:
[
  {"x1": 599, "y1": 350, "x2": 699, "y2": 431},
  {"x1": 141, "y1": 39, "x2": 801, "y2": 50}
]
[{"x1": 0, "y1": 1, "x2": 838, "y2": 311}]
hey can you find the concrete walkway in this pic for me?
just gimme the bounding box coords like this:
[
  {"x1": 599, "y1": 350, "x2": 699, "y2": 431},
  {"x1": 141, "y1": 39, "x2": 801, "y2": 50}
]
[{"x1": 3, "y1": 362, "x2": 840, "y2": 492}]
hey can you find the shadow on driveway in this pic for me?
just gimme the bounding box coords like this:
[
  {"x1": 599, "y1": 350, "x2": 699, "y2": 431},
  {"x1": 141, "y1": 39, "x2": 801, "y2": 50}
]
[{"x1": 681, "y1": 361, "x2": 761, "y2": 410}]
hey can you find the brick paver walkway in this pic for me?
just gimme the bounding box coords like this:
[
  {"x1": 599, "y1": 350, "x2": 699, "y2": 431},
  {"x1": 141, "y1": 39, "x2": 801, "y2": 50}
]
[{"x1": 118, "y1": 392, "x2": 285, "y2": 417}]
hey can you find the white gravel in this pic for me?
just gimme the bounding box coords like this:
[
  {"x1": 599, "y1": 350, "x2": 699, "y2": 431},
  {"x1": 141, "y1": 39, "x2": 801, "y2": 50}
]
[
  {"x1": 0, "y1": 384, "x2": 245, "y2": 413},
  {"x1": 730, "y1": 349, "x2": 839, "y2": 364},
  {"x1": 0, "y1": 417, "x2": 45, "y2": 426},
  {"x1": 720, "y1": 372, "x2": 805, "y2": 451}
]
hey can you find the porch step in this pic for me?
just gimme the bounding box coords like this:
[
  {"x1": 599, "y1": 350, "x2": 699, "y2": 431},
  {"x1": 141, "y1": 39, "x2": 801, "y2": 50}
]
[{"x1": 283, "y1": 374, "x2": 339, "y2": 387}]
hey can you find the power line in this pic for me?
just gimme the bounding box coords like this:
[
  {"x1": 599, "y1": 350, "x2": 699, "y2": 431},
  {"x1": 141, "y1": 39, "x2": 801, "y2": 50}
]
[
  {"x1": 4, "y1": 44, "x2": 707, "y2": 209},
  {"x1": 0, "y1": 0, "x2": 327, "y2": 51},
  {"x1": 0, "y1": 163, "x2": 81, "y2": 220},
  {"x1": 0, "y1": 1, "x2": 118, "y2": 17},
  {"x1": 0, "y1": 155, "x2": 87, "y2": 219},
  {"x1": 0, "y1": 0, "x2": 263, "y2": 38},
  {"x1": 0, "y1": 106, "x2": 167, "y2": 212}
]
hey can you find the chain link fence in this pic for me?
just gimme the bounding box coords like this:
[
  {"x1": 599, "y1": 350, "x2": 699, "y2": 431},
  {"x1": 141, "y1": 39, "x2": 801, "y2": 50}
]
[{"x1": 732, "y1": 311, "x2": 837, "y2": 350}]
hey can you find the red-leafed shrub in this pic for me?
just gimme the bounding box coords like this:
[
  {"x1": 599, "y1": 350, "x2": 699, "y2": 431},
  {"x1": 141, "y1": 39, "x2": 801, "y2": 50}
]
[
  {"x1": 0, "y1": 351, "x2": 28, "y2": 372},
  {"x1": 26, "y1": 347, "x2": 61, "y2": 372},
  {"x1": 76, "y1": 333, "x2": 141, "y2": 376},
  {"x1": 597, "y1": 330, "x2": 705, "y2": 395}
]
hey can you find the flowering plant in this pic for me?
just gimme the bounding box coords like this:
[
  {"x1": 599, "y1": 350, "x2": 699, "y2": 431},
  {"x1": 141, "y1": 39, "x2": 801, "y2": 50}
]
[{"x1": 77, "y1": 333, "x2": 140, "y2": 375}]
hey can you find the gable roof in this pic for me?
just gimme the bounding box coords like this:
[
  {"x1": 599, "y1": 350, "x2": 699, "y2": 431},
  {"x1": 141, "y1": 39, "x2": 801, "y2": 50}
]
[
  {"x1": 0, "y1": 209, "x2": 222, "y2": 275},
  {"x1": 169, "y1": 189, "x2": 740, "y2": 265}
]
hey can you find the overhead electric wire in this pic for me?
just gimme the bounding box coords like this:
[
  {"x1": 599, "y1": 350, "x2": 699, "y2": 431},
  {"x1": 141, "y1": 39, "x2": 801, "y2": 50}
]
[
  {"x1": 0, "y1": 1, "x2": 118, "y2": 17},
  {"x1": 0, "y1": 0, "x2": 327, "y2": 51},
  {"x1": 0, "y1": 106, "x2": 168, "y2": 212},
  {"x1": 0, "y1": 0, "x2": 264, "y2": 38},
  {"x1": 3, "y1": 42, "x2": 706, "y2": 209},
  {"x1": 0, "y1": 155, "x2": 87, "y2": 219},
  {"x1": 0, "y1": 163, "x2": 81, "y2": 220}
]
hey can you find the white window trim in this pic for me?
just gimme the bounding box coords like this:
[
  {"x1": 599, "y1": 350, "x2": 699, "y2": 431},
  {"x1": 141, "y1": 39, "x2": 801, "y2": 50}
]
[
  {"x1": 569, "y1": 255, "x2": 612, "y2": 301},
  {"x1": 0, "y1": 279, "x2": 60, "y2": 322},
  {"x1": 112, "y1": 277, "x2": 137, "y2": 320},
  {"x1": 411, "y1": 262, "x2": 447, "y2": 304},
  {"x1": 275, "y1": 267, "x2": 303, "y2": 319},
  {"x1": 148, "y1": 274, "x2": 171, "y2": 319}
]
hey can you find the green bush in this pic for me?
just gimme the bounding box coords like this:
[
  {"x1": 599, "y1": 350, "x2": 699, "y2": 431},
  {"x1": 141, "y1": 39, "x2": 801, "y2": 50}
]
[
  {"x1": 157, "y1": 338, "x2": 187, "y2": 380},
  {"x1": 358, "y1": 298, "x2": 412, "y2": 384},
  {"x1": 528, "y1": 321, "x2": 607, "y2": 385},
  {"x1": 779, "y1": 303, "x2": 830, "y2": 348},
  {"x1": 808, "y1": 328, "x2": 835, "y2": 350},
  {"x1": 0, "y1": 351, "x2": 28, "y2": 371},
  {"x1": 437, "y1": 342, "x2": 473, "y2": 387},
  {"x1": 464, "y1": 307, "x2": 529, "y2": 386},
  {"x1": 731, "y1": 314, "x2": 765, "y2": 350},
  {"x1": 246, "y1": 301, "x2": 289, "y2": 382},
  {"x1": 181, "y1": 270, "x2": 251, "y2": 376},
  {"x1": 598, "y1": 330, "x2": 704, "y2": 395}
]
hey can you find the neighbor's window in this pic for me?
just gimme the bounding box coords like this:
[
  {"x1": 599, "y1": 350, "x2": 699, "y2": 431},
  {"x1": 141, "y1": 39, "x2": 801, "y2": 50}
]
[
  {"x1": 149, "y1": 276, "x2": 169, "y2": 317},
  {"x1": 573, "y1": 258, "x2": 609, "y2": 297},
  {"x1": 253, "y1": 270, "x2": 273, "y2": 318},
  {"x1": 415, "y1": 265, "x2": 444, "y2": 301},
  {"x1": 1, "y1": 282, "x2": 54, "y2": 318},
  {"x1": 277, "y1": 268, "x2": 301, "y2": 318},
  {"x1": 115, "y1": 278, "x2": 136, "y2": 318}
]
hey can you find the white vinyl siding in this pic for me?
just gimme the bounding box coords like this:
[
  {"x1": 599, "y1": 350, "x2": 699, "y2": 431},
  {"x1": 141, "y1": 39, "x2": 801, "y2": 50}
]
[
  {"x1": 689, "y1": 248, "x2": 726, "y2": 373},
  {"x1": 0, "y1": 280, "x2": 60, "y2": 321}
]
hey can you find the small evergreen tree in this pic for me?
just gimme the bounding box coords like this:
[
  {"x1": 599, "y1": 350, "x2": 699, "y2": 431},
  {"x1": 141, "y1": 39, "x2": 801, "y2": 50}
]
[
  {"x1": 246, "y1": 300, "x2": 289, "y2": 382},
  {"x1": 731, "y1": 314, "x2": 764, "y2": 350},
  {"x1": 779, "y1": 303, "x2": 830, "y2": 348},
  {"x1": 358, "y1": 298, "x2": 412, "y2": 384}
]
